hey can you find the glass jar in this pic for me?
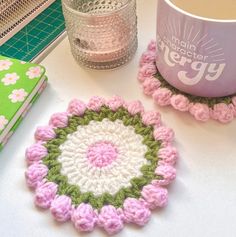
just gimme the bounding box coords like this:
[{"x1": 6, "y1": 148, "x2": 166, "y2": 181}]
[{"x1": 62, "y1": 0, "x2": 138, "y2": 70}]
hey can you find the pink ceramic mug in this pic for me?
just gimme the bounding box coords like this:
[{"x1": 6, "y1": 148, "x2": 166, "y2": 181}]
[{"x1": 156, "y1": 0, "x2": 236, "y2": 97}]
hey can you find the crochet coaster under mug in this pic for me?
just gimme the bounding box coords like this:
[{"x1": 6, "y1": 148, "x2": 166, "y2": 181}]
[
  {"x1": 138, "y1": 40, "x2": 236, "y2": 123},
  {"x1": 25, "y1": 96, "x2": 178, "y2": 235}
]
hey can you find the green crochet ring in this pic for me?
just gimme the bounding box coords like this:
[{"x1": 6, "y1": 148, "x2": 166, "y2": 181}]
[
  {"x1": 44, "y1": 107, "x2": 161, "y2": 209},
  {"x1": 25, "y1": 96, "x2": 178, "y2": 234}
]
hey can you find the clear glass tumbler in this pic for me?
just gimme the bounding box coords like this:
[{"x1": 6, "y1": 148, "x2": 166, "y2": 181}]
[{"x1": 62, "y1": 0, "x2": 138, "y2": 69}]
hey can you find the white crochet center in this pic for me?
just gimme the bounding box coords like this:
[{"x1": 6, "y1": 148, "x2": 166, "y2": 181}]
[{"x1": 58, "y1": 119, "x2": 148, "y2": 196}]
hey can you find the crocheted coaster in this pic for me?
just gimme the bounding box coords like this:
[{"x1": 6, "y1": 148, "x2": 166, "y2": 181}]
[
  {"x1": 25, "y1": 96, "x2": 177, "y2": 235},
  {"x1": 138, "y1": 40, "x2": 236, "y2": 123}
]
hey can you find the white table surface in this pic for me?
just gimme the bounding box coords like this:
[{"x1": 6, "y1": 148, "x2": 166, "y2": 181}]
[{"x1": 1, "y1": 0, "x2": 236, "y2": 236}]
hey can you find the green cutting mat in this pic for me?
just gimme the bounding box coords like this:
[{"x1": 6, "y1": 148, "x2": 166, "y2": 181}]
[{"x1": 0, "y1": 0, "x2": 65, "y2": 62}]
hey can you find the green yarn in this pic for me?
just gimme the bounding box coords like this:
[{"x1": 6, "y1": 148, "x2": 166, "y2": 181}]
[
  {"x1": 155, "y1": 71, "x2": 235, "y2": 108},
  {"x1": 43, "y1": 106, "x2": 162, "y2": 209}
]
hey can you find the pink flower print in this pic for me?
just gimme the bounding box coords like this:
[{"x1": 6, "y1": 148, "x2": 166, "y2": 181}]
[
  {"x1": 0, "y1": 59, "x2": 13, "y2": 71},
  {"x1": 0, "y1": 115, "x2": 8, "y2": 130},
  {"x1": 26, "y1": 66, "x2": 42, "y2": 79},
  {"x1": 1, "y1": 73, "x2": 19, "y2": 86},
  {"x1": 8, "y1": 89, "x2": 28, "y2": 103}
]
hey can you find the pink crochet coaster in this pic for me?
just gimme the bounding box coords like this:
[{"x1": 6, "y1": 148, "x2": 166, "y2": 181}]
[
  {"x1": 25, "y1": 96, "x2": 177, "y2": 235},
  {"x1": 138, "y1": 40, "x2": 236, "y2": 123}
]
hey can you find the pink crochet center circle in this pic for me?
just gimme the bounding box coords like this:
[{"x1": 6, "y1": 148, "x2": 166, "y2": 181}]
[{"x1": 87, "y1": 141, "x2": 118, "y2": 168}]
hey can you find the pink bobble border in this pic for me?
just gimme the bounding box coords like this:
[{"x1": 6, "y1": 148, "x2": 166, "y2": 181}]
[
  {"x1": 25, "y1": 97, "x2": 178, "y2": 235},
  {"x1": 138, "y1": 40, "x2": 236, "y2": 124}
]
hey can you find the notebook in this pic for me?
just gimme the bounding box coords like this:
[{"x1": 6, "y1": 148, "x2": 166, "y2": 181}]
[{"x1": 0, "y1": 55, "x2": 47, "y2": 150}]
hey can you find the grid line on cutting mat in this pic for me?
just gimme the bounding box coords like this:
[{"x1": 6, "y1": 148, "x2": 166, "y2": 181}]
[
  {"x1": 0, "y1": 0, "x2": 65, "y2": 61},
  {"x1": 0, "y1": 0, "x2": 56, "y2": 45}
]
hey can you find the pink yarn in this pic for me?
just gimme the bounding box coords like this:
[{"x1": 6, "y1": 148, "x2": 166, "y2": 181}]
[
  {"x1": 49, "y1": 112, "x2": 68, "y2": 128},
  {"x1": 25, "y1": 143, "x2": 48, "y2": 165},
  {"x1": 212, "y1": 103, "x2": 234, "y2": 123},
  {"x1": 50, "y1": 195, "x2": 72, "y2": 222},
  {"x1": 152, "y1": 88, "x2": 172, "y2": 106},
  {"x1": 126, "y1": 100, "x2": 144, "y2": 115},
  {"x1": 67, "y1": 99, "x2": 87, "y2": 116},
  {"x1": 71, "y1": 203, "x2": 97, "y2": 232},
  {"x1": 158, "y1": 146, "x2": 178, "y2": 166},
  {"x1": 123, "y1": 198, "x2": 151, "y2": 226},
  {"x1": 189, "y1": 103, "x2": 210, "y2": 122},
  {"x1": 154, "y1": 165, "x2": 176, "y2": 186},
  {"x1": 34, "y1": 126, "x2": 56, "y2": 141},
  {"x1": 139, "y1": 51, "x2": 156, "y2": 67},
  {"x1": 170, "y1": 94, "x2": 190, "y2": 112},
  {"x1": 35, "y1": 182, "x2": 58, "y2": 209},
  {"x1": 141, "y1": 184, "x2": 168, "y2": 209},
  {"x1": 106, "y1": 95, "x2": 124, "y2": 111},
  {"x1": 142, "y1": 111, "x2": 161, "y2": 126},
  {"x1": 25, "y1": 163, "x2": 48, "y2": 189},
  {"x1": 228, "y1": 104, "x2": 236, "y2": 117},
  {"x1": 87, "y1": 96, "x2": 105, "y2": 112},
  {"x1": 142, "y1": 77, "x2": 161, "y2": 96},
  {"x1": 147, "y1": 40, "x2": 156, "y2": 52},
  {"x1": 153, "y1": 126, "x2": 174, "y2": 144},
  {"x1": 87, "y1": 141, "x2": 118, "y2": 168},
  {"x1": 232, "y1": 96, "x2": 236, "y2": 106},
  {"x1": 98, "y1": 205, "x2": 124, "y2": 235},
  {"x1": 138, "y1": 63, "x2": 157, "y2": 83}
]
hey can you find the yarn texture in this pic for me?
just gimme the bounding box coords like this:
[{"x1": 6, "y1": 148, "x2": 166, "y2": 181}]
[
  {"x1": 25, "y1": 96, "x2": 177, "y2": 234},
  {"x1": 138, "y1": 41, "x2": 236, "y2": 123}
]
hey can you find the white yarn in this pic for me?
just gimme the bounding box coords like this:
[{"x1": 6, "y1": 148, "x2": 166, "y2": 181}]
[{"x1": 58, "y1": 119, "x2": 148, "y2": 196}]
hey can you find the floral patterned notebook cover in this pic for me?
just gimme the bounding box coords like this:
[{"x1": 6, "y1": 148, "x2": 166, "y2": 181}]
[{"x1": 0, "y1": 55, "x2": 47, "y2": 150}]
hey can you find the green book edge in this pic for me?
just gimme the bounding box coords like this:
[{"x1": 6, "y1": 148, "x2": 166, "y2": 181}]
[
  {"x1": 0, "y1": 77, "x2": 48, "y2": 151},
  {"x1": 0, "y1": 55, "x2": 46, "y2": 141}
]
